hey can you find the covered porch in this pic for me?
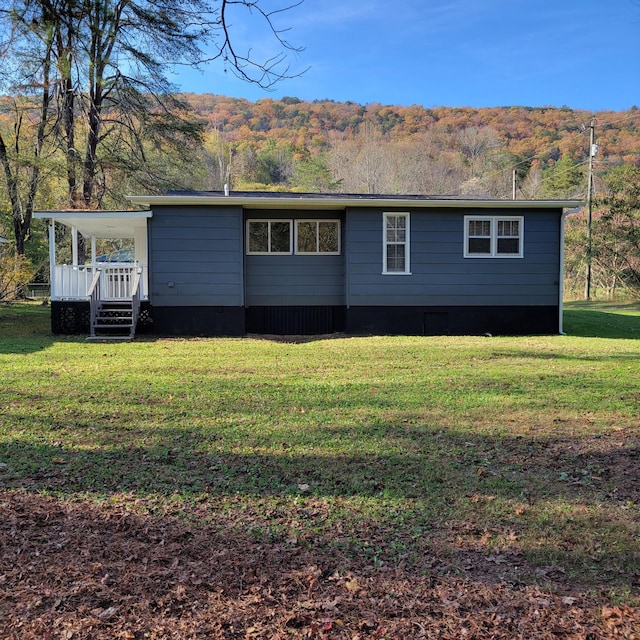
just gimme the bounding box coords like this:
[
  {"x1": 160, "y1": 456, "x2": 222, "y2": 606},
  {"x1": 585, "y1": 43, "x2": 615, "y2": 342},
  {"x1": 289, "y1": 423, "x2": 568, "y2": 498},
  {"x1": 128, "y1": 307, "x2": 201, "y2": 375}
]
[
  {"x1": 35, "y1": 210, "x2": 151, "y2": 301},
  {"x1": 34, "y1": 210, "x2": 152, "y2": 338}
]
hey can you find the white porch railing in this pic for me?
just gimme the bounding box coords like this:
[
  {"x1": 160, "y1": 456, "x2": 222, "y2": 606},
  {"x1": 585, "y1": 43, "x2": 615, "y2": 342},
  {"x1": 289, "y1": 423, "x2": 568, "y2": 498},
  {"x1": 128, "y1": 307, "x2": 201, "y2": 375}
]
[{"x1": 52, "y1": 263, "x2": 148, "y2": 301}]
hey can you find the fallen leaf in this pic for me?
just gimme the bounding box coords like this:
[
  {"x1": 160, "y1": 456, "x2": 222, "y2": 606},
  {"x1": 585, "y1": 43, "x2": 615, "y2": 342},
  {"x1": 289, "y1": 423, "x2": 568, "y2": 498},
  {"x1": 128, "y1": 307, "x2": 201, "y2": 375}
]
[
  {"x1": 601, "y1": 605, "x2": 623, "y2": 620},
  {"x1": 98, "y1": 606, "x2": 118, "y2": 620},
  {"x1": 486, "y1": 554, "x2": 506, "y2": 564},
  {"x1": 321, "y1": 599, "x2": 340, "y2": 611},
  {"x1": 345, "y1": 578, "x2": 361, "y2": 593},
  {"x1": 359, "y1": 617, "x2": 377, "y2": 629}
]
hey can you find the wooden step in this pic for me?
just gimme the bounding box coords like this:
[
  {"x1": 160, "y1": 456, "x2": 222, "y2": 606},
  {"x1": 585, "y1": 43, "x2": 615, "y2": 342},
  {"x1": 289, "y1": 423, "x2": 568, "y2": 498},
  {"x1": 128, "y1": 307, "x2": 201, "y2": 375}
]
[
  {"x1": 94, "y1": 323, "x2": 134, "y2": 328},
  {"x1": 90, "y1": 295, "x2": 139, "y2": 341},
  {"x1": 86, "y1": 335, "x2": 133, "y2": 343}
]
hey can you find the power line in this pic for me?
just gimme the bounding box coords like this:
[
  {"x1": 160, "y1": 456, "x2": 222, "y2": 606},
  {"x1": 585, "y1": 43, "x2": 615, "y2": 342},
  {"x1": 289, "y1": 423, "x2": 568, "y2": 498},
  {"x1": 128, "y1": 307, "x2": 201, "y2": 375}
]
[
  {"x1": 480, "y1": 151, "x2": 589, "y2": 197},
  {"x1": 478, "y1": 108, "x2": 640, "y2": 195},
  {"x1": 589, "y1": 110, "x2": 640, "y2": 129}
]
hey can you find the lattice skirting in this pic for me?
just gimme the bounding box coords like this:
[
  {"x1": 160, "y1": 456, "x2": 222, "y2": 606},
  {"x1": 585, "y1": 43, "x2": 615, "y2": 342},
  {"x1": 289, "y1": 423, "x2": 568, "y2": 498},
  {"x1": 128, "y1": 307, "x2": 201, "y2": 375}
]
[
  {"x1": 51, "y1": 301, "x2": 153, "y2": 335},
  {"x1": 51, "y1": 301, "x2": 90, "y2": 334}
]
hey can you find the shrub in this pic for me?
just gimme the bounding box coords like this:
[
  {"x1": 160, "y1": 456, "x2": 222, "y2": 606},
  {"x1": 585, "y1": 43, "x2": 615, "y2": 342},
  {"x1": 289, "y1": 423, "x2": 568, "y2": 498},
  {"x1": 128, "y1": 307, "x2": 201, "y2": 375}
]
[{"x1": 0, "y1": 244, "x2": 36, "y2": 302}]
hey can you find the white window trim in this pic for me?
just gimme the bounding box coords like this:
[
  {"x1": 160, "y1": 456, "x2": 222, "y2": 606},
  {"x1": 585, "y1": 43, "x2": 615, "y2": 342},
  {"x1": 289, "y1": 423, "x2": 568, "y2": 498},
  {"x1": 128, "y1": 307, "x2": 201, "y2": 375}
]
[
  {"x1": 464, "y1": 215, "x2": 524, "y2": 258},
  {"x1": 383, "y1": 212, "x2": 411, "y2": 275},
  {"x1": 294, "y1": 219, "x2": 341, "y2": 255},
  {"x1": 246, "y1": 219, "x2": 293, "y2": 255}
]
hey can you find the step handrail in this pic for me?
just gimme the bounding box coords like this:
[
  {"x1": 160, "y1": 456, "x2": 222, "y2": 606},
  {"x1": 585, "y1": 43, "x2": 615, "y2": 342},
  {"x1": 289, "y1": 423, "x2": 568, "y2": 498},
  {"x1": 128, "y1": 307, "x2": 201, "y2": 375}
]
[
  {"x1": 129, "y1": 267, "x2": 143, "y2": 338},
  {"x1": 88, "y1": 269, "x2": 102, "y2": 338}
]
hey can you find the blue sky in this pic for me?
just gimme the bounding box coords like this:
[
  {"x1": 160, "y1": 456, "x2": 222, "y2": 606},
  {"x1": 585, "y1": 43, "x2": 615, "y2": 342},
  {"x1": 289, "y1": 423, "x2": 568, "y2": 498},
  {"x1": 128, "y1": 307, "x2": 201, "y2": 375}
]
[{"x1": 173, "y1": 0, "x2": 640, "y2": 112}]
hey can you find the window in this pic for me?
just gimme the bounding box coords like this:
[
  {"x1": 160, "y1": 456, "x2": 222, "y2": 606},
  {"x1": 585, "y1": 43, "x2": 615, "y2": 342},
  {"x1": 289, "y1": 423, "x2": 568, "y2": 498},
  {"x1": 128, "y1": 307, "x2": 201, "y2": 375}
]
[
  {"x1": 383, "y1": 212, "x2": 410, "y2": 274},
  {"x1": 467, "y1": 219, "x2": 491, "y2": 254},
  {"x1": 247, "y1": 220, "x2": 292, "y2": 254},
  {"x1": 247, "y1": 219, "x2": 341, "y2": 255},
  {"x1": 497, "y1": 219, "x2": 521, "y2": 255},
  {"x1": 464, "y1": 216, "x2": 523, "y2": 258},
  {"x1": 296, "y1": 220, "x2": 340, "y2": 254}
]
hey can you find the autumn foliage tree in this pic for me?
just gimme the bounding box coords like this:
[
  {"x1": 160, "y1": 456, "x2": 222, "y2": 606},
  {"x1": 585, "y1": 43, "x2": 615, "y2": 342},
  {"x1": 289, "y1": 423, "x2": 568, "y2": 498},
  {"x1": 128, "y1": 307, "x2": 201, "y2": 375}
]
[{"x1": 0, "y1": 240, "x2": 35, "y2": 301}]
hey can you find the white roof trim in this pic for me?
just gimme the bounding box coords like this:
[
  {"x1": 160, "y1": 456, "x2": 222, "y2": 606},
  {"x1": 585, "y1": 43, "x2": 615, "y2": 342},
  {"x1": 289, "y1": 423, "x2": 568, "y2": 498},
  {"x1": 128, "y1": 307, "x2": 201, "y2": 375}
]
[
  {"x1": 126, "y1": 194, "x2": 583, "y2": 211},
  {"x1": 34, "y1": 210, "x2": 152, "y2": 219},
  {"x1": 34, "y1": 210, "x2": 151, "y2": 239}
]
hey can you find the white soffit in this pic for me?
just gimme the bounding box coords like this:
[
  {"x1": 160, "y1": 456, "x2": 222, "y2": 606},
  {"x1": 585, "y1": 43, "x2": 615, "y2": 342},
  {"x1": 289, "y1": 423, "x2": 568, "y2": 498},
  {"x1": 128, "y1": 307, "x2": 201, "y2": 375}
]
[{"x1": 34, "y1": 210, "x2": 151, "y2": 239}]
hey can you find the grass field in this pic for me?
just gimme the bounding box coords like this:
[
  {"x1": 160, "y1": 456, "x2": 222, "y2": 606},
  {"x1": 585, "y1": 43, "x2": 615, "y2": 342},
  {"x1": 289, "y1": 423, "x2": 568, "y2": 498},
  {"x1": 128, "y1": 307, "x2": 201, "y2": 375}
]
[{"x1": 1, "y1": 302, "x2": 639, "y2": 638}]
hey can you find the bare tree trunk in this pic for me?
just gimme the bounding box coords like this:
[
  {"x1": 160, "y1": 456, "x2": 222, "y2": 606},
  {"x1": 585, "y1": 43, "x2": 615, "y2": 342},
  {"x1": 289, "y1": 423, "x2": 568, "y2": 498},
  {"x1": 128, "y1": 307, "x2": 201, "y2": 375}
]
[
  {"x1": 0, "y1": 131, "x2": 26, "y2": 254},
  {"x1": 62, "y1": 75, "x2": 79, "y2": 206},
  {"x1": 82, "y1": 100, "x2": 101, "y2": 208},
  {"x1": 0, "y1": 38, "x2": 52, "y2": 256}
]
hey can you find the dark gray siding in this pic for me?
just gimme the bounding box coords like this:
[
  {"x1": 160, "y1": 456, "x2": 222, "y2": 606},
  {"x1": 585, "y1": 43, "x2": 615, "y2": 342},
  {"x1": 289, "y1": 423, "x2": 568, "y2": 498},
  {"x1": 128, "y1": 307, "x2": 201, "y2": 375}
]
[
  {"x1": 245, "y1": 209, "x2": 345, "y2": 306},
  {"x1": 149, "y1": 205, "x2": 244, "y2": 306},
  {"x1": 146, "y1": 203, "x2": 562, "y2": 312},
  {"x1": 345, "y1": 207, "x2": 561, "y2": 307}
]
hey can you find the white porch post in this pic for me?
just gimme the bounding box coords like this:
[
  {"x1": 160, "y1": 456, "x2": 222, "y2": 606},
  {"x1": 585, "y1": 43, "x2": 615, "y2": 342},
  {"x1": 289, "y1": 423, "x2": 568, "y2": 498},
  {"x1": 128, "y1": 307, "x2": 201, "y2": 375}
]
[
  {"x1": 71, "y1": 226, "x2": 78, "y2": 266},
  {"x1": 134, "y1": 224, "x2": 148, "y2": 297},
  {"x1": 134, "y1": 225, "x2": 147, "y2": 263},
  {"x1": 48, "y1": 221, "x2": 57, "y2": 299}
]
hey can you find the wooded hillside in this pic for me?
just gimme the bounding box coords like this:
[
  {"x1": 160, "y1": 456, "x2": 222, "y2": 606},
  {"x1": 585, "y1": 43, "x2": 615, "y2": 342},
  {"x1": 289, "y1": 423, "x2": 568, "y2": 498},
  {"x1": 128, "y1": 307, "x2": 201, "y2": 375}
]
[
  {"x1": 179, "y1": 94, "x2": 640, "y2": 198},
  {"x1": 2, "y1": 94, "x2": 640, "y2": 298},
  {"x1": 1, "y1": 92, "x2": 639, "y2": 204},
  {"x1": 185, "y1": 94, "x2": 640, "y2": 163}
]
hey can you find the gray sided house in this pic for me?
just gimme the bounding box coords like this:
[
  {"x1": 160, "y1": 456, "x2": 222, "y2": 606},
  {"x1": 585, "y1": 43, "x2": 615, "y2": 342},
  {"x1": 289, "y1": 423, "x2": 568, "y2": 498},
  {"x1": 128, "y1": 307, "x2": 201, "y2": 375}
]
[{"x1": 36, "y1": 192, "x2": 582, "y2": 338}]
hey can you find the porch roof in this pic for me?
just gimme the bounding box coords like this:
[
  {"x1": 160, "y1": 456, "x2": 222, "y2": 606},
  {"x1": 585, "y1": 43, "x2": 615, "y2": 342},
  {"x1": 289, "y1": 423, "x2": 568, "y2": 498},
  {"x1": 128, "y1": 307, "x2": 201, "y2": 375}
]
[{"x1": 34, "y1": 210, "x2": 151, "y2": 238}]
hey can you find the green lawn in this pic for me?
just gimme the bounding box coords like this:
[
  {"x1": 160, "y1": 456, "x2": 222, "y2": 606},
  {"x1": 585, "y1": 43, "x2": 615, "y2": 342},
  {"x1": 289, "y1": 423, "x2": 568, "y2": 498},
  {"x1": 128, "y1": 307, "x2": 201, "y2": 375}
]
[{"x1": 1, "y1": 302, "x2": 639, "y2": 611}]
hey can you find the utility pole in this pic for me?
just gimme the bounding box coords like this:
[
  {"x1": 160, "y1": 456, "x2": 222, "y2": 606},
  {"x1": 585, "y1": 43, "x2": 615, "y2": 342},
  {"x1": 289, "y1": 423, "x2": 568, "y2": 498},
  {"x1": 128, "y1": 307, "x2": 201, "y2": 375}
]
[
  {"x1": 584, "y1": 117, "x2": 597, "y2": 300},
  {"x1": 512, "y1": 169, "x2": 517, "y2": 200}
]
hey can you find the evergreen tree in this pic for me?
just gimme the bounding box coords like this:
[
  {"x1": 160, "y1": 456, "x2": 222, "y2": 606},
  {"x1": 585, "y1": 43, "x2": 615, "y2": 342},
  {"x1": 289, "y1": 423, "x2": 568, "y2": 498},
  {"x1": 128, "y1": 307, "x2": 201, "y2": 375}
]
[
  {"x1": 540, "y1": 154, "x2": 584, "y2": 198},
  {"x1": 592, "y1": 164, "x2": 640, "y2": 296}
]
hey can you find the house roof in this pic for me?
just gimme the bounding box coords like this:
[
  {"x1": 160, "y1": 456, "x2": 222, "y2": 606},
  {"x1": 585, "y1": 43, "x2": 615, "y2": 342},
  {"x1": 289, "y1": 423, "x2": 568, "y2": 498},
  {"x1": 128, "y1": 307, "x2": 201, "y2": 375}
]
[
  {"x1": 34, "y1": 192, "x2": 582, "y2": 239},
  {"x1": 127, "y1": 190, "x2": 583, "y2": 211},
  {"x1": 33, "y1": 210, "x2": 152, "y2": 238}
]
